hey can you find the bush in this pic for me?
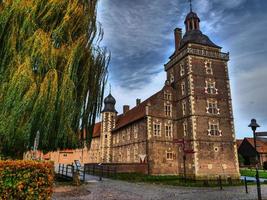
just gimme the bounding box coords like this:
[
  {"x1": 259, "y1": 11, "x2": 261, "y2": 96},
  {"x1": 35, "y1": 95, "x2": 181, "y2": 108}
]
[
  {"x1": 263, "y1": 162, "x2": 267, "y2": 170},
  {"x1": 0, "y1": 160, "x2": 54, "y2": 200}
]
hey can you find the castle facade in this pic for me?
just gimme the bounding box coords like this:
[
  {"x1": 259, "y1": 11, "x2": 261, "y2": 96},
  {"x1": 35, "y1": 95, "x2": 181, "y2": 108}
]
[{"x1": 86, "y1": 9, "x2": 240, "y2": 180}]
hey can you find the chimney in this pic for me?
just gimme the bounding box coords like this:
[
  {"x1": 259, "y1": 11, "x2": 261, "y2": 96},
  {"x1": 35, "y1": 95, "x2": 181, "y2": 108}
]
[
  {"x1": 174, "y1": 28, "x2": 182, "y2": 51},
  {"x1": 123, "y1": 105, "x2": 130, "y2": 114},
  {"x1": 136, "y1": 98, "x2": 141, "y2": 106}
]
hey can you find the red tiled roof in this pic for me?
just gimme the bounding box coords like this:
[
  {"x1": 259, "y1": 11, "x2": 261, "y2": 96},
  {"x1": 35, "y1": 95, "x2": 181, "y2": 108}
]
[
  {"x1": 93, "y1": 122, "x2": 101, "y2": 138},
  {"x1": 245, "y1": 137, "x2": 267, "y2": 153},
  {"x1": 113, "y1": 90, "x2": 162, "y2": 131},
  {"x1": 236, "y1": 139, "x2": 243, "y2": 149}
]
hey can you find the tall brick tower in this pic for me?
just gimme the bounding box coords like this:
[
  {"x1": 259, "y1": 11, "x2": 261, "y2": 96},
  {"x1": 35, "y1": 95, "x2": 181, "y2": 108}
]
[
  {"x1": 165, "y1": 8, "x2": 240, "y2": 179},
  {"x1": 100, "y1": 92, "x2": 117, "y2": 163}
]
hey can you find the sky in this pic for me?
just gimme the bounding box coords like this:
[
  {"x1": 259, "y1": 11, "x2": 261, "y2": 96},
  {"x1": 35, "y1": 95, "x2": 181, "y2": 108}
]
[{"x1": 96, "y1": 0, "x2": 267, "y2": 139}]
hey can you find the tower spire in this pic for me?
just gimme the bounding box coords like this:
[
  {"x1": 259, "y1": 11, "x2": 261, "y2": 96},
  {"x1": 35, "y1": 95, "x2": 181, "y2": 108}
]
[
  {"x1": 109, "y1": 84, "x2": 111, "y2": 94},
  {"x1": 189, "y1": 0, "x2": 192, "y2": 12}
]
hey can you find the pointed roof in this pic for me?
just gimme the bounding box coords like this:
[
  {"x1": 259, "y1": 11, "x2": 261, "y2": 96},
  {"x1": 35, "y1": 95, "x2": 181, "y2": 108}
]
[
  {"x1": 102, "y1": 93, "x2": 117, "y2": 113},
  {"x1": 244, "y1": 137, "x2": 267, "y2": 153}
]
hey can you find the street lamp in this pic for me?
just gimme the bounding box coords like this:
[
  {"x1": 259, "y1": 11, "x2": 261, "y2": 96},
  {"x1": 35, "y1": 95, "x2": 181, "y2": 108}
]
[{"x1": 248, "y1": 119, "x2": 261, "y2": 200}]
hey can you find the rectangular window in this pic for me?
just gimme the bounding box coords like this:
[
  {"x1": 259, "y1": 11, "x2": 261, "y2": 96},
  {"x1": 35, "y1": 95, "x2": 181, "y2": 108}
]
[
  {"x1": 134, "y1": 125, "x2": 138, "y2": 139},
  {"x1": 208, "y1": 121, "x2": 222, "y2": 136},
  {"x1": 205, "y1": 61, "x2": 213, "y2": 75},
  {"x1": 183, "y1": 122, "x2": 187, "y2": 136},
  {"x1": 116, "y1": 134, "x2": 119, "y2": 143},
  {"x1": 164, "y1": 92, "x2": 172, "y2": 100},
  {"x1": 180, "y1": 64, "x2": 185, "y2": 76},
  {"x1": 182, "y1": 101, "x2": 186, "y2": 116},
  {"x1": 205, "y1": 80, "x2": 217, "y2": 94},
  {"x1": 166, "y1": 152, "x2": 174, "y2": 160},
  {"x1": 207, "y1": 99, "x2": 219, "y2": 114},
  {"x1": 127, "y1": 148, "x2": 130, "y2": 162},
  {"x1": 153, "y1": 123, "x2": 161, "y2": 136},
  {"x1": 133, "y1": 146, "x2": 138, "y2": 162},
  {"x1": 165, "y1": 104, "x2": 172, "y2": 117},
  {"x1": 165, "y1": 125, "x2": 172, "y2": 137},
  {"x1": 181, "y1": 82, "x2": 186, "y2": 95}
]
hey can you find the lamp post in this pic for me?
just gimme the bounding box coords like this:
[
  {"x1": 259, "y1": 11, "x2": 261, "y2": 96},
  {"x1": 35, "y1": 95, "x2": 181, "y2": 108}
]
[{"x1": 248, "y1": 119, "x2": 261, "y2": 200}]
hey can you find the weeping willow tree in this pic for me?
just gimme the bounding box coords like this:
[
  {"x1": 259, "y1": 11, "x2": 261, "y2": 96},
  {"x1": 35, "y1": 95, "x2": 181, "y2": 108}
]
[{"x1": 0, "y1": 0, "x2": 109, "y2": 159}]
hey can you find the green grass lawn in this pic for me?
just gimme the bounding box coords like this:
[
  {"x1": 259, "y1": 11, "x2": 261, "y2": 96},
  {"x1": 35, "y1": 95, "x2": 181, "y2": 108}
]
[{"x1": 240, "y1": 168, "x2": 267, "y2": 179}]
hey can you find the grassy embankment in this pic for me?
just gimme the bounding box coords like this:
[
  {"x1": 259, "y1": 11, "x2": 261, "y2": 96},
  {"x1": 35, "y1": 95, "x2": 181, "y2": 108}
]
[{"x1": 240, "y1": 168, "x2": 267, "y2": 179}]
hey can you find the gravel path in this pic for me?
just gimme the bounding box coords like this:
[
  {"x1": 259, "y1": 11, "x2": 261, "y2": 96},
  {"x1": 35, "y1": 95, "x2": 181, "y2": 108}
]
[{"x1": 53, "y1": 178, "x2": 267, "y2": 200}]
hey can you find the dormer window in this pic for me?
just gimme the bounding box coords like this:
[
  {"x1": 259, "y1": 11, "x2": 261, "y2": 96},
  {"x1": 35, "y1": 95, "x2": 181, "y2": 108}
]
[
  {"x1": 205, "y1": 61, "x2": 213, "y2": 75},
  {"x1": 205, "y1": 80, "x2": 218, "y2": 94},
  {"x1": 164, "y1": 92, "x2": 172, "y2": 100},
  {"x1": 180, "y1": 64, "x2": 185, "y2": 76}
]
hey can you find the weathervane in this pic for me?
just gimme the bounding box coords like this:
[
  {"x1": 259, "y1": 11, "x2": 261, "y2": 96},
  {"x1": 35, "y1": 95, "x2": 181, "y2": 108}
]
[{"x1": 189, "y1": 0, "x2": 193, "y2": 12}]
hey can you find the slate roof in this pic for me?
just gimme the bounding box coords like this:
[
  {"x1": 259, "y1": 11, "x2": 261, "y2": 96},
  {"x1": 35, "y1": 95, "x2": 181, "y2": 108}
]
[
  {"x1": 113, "y1": 92, "x2": 158, "y2": 131},
  {"x1": 180, "y1": 30, "x2": 221, "y2": 49}
]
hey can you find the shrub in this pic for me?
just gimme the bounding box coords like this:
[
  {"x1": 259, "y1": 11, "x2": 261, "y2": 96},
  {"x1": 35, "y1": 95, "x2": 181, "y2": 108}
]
[
  {"x1": 263, "y1": 161, "x2": 267, "y2": 170},
  {"x1": 0, "y1": 160, "x2": 54, "y2": 200}
]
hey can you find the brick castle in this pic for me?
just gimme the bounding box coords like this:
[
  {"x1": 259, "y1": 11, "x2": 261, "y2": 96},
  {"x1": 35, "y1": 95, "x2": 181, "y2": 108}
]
[{"x1": 45, "y1": 8, "x2": 240, "y2": 180}]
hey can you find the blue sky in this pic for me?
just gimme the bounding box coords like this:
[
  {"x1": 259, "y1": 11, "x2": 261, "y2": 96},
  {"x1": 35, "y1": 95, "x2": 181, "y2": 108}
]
[{"x1": 97, "y1": 0, "x2": 267, "y2": 139}]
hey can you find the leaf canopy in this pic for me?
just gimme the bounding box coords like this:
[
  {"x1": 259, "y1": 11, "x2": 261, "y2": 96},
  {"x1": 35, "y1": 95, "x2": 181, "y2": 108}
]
[{"x1": 0, "y1": 0, "x2": 108, "y2": 158}]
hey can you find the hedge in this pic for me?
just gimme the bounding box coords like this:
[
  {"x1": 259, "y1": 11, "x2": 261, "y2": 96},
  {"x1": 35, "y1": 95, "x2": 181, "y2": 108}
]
[{"x1": 0, "y1": 160, "x2": 54, "y2": 200}]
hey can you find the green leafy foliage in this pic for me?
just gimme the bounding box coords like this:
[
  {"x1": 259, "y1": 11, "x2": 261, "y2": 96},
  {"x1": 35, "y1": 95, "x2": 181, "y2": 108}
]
[
  {"x1": 0, "y1": 0, "x2": 108, "y2": 158},
  {"x1": 0, "y1": 160, "x2": 54, "y2": 199}
]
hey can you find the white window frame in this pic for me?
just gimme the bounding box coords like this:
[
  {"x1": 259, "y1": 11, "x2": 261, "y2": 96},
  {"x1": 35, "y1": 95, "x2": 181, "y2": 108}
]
[
  {"x1": 164, "y1": 103, "x2": 172, "y2": 117},
  {"x1": 116, "y1": 134, "x2": 119, "y2": 143},
  {"x1": 164, "y1": 92, "x2": 172, "y2": 100},
  {"x1": 183, "y1": 121, "x2": 188, "y2": 136},
  {"x1": 180, "y1": 64, "x2": 185, "y2": 76},
  {"x1": 208, "y1": 121, "x2": 222, "y2": 136},
  {"x1": 166, "y1": 151, "x2": 174, "y2": 160},
  {"x1": 182, "y1": 101, "x2": 186, "y2": 116},
  {"x1": 206, "y1": 99, "x2": 220, "y2": 115},
  {"x1": 181, "y1": 82, "x2": 186, "y2": 96},
  {"x1": 134, "y1": 125, "x2": 138, "y2": 139},
  {"x1": 205, "y1": 60, "x2": 213, "y2": 75},
  {"x1": 153, "y1": 123, "x2": 161, "y2": 136},
  {"x1": 205, "y1": 80, "x2": 218, "y2": 94},
  {"x1": 165, "y1": 124, "x2": 172, "y2": 138}
]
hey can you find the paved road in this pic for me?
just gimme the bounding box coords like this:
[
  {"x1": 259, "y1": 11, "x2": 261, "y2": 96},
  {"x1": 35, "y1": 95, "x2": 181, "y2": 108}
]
[{"x1": 53, "y1": 177, "x2": 267, "y2": 200}]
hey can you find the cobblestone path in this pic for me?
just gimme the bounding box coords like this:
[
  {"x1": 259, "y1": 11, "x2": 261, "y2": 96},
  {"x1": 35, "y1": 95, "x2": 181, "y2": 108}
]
[{"x1": 53, "y1": 178, "x2": 267, "y2": 200}]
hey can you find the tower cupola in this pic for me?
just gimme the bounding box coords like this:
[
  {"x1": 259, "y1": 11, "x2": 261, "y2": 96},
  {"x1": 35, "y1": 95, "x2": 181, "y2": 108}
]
[
  {"x1": 184, "y1": 11, "x2": 200, "y2": 32},
  {"x1": 102, "y1": 93, "x2": 117, "y2": 113}
]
